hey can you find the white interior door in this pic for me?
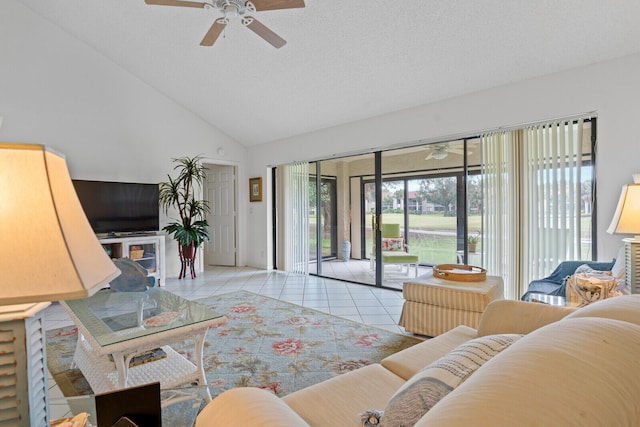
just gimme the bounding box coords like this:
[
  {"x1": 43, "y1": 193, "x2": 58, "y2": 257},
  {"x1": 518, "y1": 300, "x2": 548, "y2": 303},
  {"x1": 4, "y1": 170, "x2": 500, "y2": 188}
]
[{"x1": 204, "y1": 164, "x2": 236, "y2": 266}]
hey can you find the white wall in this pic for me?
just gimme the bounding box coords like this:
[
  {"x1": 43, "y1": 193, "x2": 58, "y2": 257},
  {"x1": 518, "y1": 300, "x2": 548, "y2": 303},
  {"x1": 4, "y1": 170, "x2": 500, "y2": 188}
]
[
  {"x1": 247, "y1": 53, "x2": 640, "y2": 268},
  {"x1": 4, "y1": 0, "x2": 639, "y2": 273},
  {"x1": 0, "y1": 1, "x2": 248, "y2": 277}
]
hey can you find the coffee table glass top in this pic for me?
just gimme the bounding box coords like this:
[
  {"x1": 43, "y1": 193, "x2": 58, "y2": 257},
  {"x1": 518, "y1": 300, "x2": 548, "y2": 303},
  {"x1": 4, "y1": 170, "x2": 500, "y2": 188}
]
[{"x1": 61, "y1": 288, "x2": 223, "y2": 347}]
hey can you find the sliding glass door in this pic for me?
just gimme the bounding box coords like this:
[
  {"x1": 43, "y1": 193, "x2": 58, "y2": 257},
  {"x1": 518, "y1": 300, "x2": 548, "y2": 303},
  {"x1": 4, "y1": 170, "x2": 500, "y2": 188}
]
[
  {"x1": 405, "y1": 175, "x2": 459, "y2": 265},
  {"x1": 276, "y1": 117, "x2": 595, "y2": 297},
  {"x1": 309, "y1": 172, "x2": 337, "y2": 264},
  {"x1": 305, "y1": 143, "x2": 482, "y2": 289}
]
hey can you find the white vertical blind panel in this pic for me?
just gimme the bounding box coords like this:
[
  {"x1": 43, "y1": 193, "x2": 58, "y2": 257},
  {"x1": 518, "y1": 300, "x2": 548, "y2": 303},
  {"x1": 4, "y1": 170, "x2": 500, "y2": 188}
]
[
  {"x1": 284, "y1": 162, "x2": 309, "y2": 275},
  {"x1": 575, "y1": 120, "x2": 584, "y2": 257},
  {"x1": 560, "y1": 122, "x2": 568, "y2": 260},
  {"x1": 521, "y1": 120, "x2": 585, "y2": 285},
  {"x1": 481, "y1": 131, "x2": 520, "y2": 299},
  {"x1": 484, "y1": 119, "x2": 586, "y2": 299}
]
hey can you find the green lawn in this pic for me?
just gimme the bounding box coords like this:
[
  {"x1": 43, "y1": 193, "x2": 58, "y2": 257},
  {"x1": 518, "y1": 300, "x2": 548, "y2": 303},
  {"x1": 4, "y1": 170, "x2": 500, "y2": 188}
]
[
  {"x1": 382, "y1": 212, "x2": 482, "y2": 232},
  {"x1": 312, "y1": 212, "x2": 593, "y2": 265}
]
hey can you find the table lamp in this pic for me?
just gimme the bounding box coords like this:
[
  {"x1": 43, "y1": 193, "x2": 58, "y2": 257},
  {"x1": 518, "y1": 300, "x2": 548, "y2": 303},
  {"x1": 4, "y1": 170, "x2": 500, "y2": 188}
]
[
  {"x1": 0, "y1": 143, "x2": 120, "y2": 426},
  {"x1": 607, "y1": 176, "x2": 640, "y2": 294}
]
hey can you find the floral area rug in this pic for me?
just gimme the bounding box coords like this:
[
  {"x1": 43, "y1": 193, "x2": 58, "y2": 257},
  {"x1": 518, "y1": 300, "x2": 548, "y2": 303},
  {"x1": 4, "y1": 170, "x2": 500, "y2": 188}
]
[{"x1": 46, "y1": 290, "x2": 421, "y2": 399}]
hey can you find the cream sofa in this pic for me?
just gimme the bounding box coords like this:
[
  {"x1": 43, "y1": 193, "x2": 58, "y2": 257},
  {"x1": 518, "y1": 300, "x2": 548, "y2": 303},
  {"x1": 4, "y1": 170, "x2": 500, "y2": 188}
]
[{"x1": 196, "y1": 295, "x2": 640, "y2": 427}]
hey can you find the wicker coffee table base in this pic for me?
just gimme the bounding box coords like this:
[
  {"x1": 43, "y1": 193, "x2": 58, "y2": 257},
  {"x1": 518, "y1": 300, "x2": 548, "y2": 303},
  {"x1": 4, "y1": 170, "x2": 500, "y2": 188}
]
[{"x1": 71, "y1": 325, "x2": 215, "y2": 402}]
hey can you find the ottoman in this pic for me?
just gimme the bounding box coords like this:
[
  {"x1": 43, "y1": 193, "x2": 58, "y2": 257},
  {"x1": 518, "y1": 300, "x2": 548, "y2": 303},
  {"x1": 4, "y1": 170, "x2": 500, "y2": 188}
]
[{"x1": 399, "y1": 272, "x2": 504, "y2": 336}]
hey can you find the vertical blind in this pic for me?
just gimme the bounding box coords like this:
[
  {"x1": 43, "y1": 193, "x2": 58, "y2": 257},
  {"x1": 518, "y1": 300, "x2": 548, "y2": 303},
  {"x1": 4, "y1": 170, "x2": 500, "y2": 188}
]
[
  {"x1": 284, "y1": 161, "x2": 309, "y2": 275},
  {"x1": 481, "y1": 130, "x2": 520, "y2": 300},
  {"x1": 482, "y1": 119, "x2": 588, "y2": 298},
  {"x1": 521, "y1": 119, "x2": 585, "y2": 284}
]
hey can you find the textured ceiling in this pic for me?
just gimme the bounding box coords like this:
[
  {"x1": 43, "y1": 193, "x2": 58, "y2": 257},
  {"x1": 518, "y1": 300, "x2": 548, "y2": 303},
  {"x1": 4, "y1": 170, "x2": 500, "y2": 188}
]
[{"x1": 15, "y1": 0, "x2": 640, "y2": 146}]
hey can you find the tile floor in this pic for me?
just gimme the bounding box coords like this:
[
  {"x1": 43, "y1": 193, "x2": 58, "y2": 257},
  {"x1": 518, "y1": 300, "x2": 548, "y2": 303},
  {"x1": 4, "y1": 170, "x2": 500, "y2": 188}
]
[
  {"x1": 319, "y1": 258, "x2": 433, "y2": 290},
  {"x1": 45, "y1": 266, "x2": 422, "y2": 419}
]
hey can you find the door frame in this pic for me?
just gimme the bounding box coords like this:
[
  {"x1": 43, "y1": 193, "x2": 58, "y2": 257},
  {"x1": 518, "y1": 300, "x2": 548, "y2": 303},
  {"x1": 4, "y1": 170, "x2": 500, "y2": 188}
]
[{"x1": 202, "y1": 160, "x2": 239, "y2": 268}]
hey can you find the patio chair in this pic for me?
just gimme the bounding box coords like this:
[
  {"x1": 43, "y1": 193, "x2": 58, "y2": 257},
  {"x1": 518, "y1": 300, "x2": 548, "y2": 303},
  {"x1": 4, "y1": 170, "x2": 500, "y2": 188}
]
[
  {"x1": 370, "y1": 223, "x2": 419, "y2": 277},
  {"x1": 520, "y1": 259, "x2": 615, "y2": 301}
]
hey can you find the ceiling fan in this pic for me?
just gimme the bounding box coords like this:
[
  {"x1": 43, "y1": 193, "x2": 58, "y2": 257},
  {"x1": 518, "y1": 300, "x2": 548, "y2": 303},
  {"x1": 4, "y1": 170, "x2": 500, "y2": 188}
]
[
  {"x1": 424, "y1": 143, "x2": 465, "y2": 160},
  {"x1": 144, "y1": 0, "x2": 305, "y2": 48}
]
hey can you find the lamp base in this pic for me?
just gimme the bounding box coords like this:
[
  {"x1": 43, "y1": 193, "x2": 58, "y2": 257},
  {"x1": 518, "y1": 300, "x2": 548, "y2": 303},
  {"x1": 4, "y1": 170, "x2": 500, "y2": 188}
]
[
  {"x1": 623, "y1": 237, "x2": 640, "y2": 294},
  {"x1": 0, "y1": 302, "x2": 51, "y2": 426}
]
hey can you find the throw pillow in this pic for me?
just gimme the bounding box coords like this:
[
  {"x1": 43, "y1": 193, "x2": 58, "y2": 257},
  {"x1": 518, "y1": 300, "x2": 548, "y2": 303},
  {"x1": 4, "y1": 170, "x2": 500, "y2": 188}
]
[
  {"x1": 382, "y1": 238, "x2": 404, "y2": 251},
  {"x1": 379, "y1": 334, "x2": 523, "y2": 427},
  {"x1": 574, "y1": 263, "x2": 611, "y2": 276}
]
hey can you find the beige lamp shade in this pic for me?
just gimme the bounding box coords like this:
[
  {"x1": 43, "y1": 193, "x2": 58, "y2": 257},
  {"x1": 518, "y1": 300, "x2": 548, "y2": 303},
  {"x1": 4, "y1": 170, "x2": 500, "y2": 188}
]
[
  {"x1": 607, "y1": 184, "x2": 640, "y2": 236},
  {"x1": 0, "y1": 143, "x2": 120, "y2": 304}
]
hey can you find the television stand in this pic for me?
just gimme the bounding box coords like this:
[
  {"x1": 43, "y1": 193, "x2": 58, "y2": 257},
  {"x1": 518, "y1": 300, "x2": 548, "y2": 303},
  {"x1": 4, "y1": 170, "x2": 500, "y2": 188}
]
[
  {"x1": 120, "y1": 231, "x2": 157, "y2": 237},
  {"x1": 99, "y1": 235, "x2": 165, "y2": 286}
]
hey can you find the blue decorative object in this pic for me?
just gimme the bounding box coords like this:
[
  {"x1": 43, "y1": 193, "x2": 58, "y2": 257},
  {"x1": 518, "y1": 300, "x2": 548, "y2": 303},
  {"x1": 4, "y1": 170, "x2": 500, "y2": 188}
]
[{"x1": 109, "y1": 258, "x2": 156, "y2": 292}]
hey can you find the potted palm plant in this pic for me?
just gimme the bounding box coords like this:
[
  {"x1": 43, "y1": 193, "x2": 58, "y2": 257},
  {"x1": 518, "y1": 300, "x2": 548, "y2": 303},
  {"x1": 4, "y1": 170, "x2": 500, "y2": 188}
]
[{"x1": 159, "y1": 155, "x2": 210, "y2": 279}]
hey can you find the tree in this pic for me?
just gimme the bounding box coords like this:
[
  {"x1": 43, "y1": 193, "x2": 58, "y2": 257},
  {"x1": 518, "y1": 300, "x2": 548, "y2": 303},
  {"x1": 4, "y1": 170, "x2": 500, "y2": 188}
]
[
  {"x1": 309, "y1": 177, "x2": 332, "y2": 231},
  {"x1": 423, "y1": 177, "x2": 457, "y2": 212},
  {"x1": 467, "y1": 175, "x2": 483, "y2": 214}
]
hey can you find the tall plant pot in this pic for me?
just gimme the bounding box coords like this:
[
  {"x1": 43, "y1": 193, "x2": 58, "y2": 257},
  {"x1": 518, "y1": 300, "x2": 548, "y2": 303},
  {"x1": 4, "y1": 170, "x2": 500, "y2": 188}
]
[{"x1": 179, "y1": 242, "x2": 198, "y2": 279}]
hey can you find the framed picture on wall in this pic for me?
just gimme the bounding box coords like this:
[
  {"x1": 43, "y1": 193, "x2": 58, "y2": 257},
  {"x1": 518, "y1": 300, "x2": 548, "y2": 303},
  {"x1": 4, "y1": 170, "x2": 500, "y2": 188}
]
[{"x1": 249, "y1": 177, "x2": 262, "y2": 202}]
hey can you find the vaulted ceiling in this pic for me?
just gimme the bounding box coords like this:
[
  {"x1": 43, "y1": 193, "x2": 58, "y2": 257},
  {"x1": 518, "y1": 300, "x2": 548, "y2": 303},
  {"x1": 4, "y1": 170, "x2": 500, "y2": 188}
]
[{"x1": 16, "y1": 0, "x2": 640, "y2": 146}]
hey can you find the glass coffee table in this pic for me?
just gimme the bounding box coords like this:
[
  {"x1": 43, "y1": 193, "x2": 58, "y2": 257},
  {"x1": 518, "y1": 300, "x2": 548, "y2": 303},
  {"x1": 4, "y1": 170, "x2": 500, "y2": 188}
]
[{"x1": 61, "y1": 288, "x2": 227, "y2": 401}]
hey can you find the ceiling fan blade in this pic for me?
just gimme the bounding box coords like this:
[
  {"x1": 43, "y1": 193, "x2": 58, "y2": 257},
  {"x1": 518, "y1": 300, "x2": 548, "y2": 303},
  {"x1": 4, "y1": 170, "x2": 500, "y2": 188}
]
[
  {"x1": 246, "y1": 0, "x2": 305, "y2": 12},
  {"x1": 424, "y1": 152, "x2": 434, "y2": 160},
  {"x1": 201, "y1": 20, "x2": 227, "y2": 46},
  {"x1": 243, "y1": 17, "x2": 286, "y2": 48},
  {"x1": 449, "y1": 148, "x2": 465, "y2": 155},
  {"x1": 144, "y1": 0, "x2": 207, "y2": 8}
]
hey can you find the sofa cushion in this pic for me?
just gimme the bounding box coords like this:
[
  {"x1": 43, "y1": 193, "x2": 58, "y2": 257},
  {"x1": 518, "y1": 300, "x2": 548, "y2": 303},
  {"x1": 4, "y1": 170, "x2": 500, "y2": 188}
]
[
  {"x1": 565, "y1": 293, "x2": 640, "y2": 326},
  {"x1": 381, "y1": 325, "x2": 476, "y2": 380},
  {"x1": 380, "y1": 334, "x2": 522, "y2": 426},
  {"x1": 282, "y1": 363, "x2": 405, "y2": 427},
  {"x1": 476, "y1": 299, "x2": 575, "y2": 337},
  {"x1": 417, "y1": 317, "x2": 640, "y2": 427},
  {"x1": 195, "y1": 387, "x2": 308, "y2": 427}
]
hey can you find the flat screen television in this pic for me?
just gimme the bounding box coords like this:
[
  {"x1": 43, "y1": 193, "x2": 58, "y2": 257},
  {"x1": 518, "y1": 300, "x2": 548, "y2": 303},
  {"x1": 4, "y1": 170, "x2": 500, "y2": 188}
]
[{"x1": 72, "y1": 180, "x2": 160, "y2": 235}]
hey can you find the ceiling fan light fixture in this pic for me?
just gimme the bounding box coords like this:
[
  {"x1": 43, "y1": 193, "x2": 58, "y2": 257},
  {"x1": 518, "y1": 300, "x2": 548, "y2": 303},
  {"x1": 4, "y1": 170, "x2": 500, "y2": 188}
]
[
  {"x1": 432, "y1": 150, "x2": 448, "y2": 160},
  {"x1": 215, "y1": 0, "x2": 245, "y2": 17},
  {"x1": 224, "y1": 4, "x2": 239, "y2": 17}
]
